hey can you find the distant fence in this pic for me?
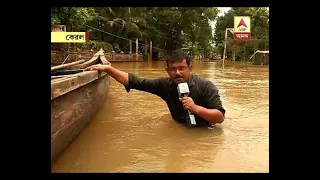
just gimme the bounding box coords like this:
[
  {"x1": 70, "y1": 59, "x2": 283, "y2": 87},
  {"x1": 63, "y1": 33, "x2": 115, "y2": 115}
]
[
  {"x1": 104, "y1": 53, "x2": 143, "y2": 62},
  {"x1": 51, "y1": 51, "x2": 143, "y2": 66}
]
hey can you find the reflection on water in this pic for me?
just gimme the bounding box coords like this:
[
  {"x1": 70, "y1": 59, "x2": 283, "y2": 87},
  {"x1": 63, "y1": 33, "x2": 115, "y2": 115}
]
[{"x1": 51, "y1": 60, "x2": 269, "y2": 173}]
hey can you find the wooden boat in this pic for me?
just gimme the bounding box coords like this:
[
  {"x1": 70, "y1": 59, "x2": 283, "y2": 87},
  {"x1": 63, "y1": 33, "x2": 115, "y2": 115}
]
[{"x1": 51, "y1": 49, "x2": 111, "y2": 164}]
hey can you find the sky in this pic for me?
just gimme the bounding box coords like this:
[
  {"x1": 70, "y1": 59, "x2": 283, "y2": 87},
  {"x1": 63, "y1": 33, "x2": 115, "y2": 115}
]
[{"x1": 217, "y1": 7, "x2": 231, "y2": 17}]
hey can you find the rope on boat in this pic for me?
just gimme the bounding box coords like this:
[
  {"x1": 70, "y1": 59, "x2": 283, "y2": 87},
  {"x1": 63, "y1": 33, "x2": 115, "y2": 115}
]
[{"x1": 61, "y1": 54, "x2": 70, "y2": 65}]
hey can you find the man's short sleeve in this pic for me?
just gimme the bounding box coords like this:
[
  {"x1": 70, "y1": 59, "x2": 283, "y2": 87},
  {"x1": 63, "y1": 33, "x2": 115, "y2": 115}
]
[
  {"x1": 124, "y1": 73, "x2": 164, "y2": 97},
  {"x1": 203, "y1": 81, "x2": 226, "y2": 116}
]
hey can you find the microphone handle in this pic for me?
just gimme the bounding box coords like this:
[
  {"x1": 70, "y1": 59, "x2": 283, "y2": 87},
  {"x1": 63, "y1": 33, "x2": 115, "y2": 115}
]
[
  {"x1": 183, "y1": 94, "x2": 193, "y2": 115},
  {"x1": 183, "y1": 94, "x2": 196, "y2": 125}
]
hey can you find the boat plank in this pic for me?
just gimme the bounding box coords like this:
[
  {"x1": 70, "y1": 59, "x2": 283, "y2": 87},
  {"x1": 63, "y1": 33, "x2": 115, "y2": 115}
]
[
  {"x1": 67, "y1": 50, "x2": 106, "y2": 69},
  {"x1": 51, "y1": 71, "x2": 107, "y2": 100},
  {"x1": 51, "y1": 59, "x2": 85, "y2": 71}
]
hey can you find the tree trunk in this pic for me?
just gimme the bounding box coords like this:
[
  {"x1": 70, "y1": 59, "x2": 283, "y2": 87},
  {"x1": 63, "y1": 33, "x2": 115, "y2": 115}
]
[
  {"x1": 232, "y1": 50, "x2": 235, "y2": 61},
  {"x1": 243, "y1": 41, "x2": 246, "y2": 61},
  {"x1": 264, "y1": 30, "x2": 267, "y2": 50},
  {"x1": 98, "y1": 20, "x2": 104, "y2": 41},
  {"x1": 145, "y1": 39, "x2": 148, "y2": 55}
]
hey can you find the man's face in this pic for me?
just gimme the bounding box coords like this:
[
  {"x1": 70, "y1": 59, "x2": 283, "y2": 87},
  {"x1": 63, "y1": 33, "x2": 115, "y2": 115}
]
[{"x1": 165, "y1": 59, "x2": 192, "y2": 84}]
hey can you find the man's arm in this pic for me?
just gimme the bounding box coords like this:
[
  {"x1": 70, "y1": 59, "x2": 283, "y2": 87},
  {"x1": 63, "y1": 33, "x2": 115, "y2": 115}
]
[
  {"x1": 198, "y1": 81, "x2": 225, "y2": 123},
  {"x1": 85, "y1": 64, "x2": 129, "y2": 85},
  {"x1": 180, "y1": 97, "x2": 224, "y2": 124},
  {"x1": 194, "y1": 105, "x2": 224, "y2": 124},
  {"x1": 85, "y1": 64, "x2": 164, "y2": 96},
  {"x1": 180, "y1": 81, "x2": 225, "y2": 124}
]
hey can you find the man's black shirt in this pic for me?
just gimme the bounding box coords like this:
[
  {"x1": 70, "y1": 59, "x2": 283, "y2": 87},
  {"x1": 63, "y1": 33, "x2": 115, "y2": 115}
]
[{"x1": 124, "y1": 73, "x2": 226, "y2": 126}]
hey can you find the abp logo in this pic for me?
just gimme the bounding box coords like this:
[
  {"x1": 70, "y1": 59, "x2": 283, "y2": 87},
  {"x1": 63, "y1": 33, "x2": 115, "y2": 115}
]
[{"x1": 234, "y1": 16, "x2": 251, "y2": 40}]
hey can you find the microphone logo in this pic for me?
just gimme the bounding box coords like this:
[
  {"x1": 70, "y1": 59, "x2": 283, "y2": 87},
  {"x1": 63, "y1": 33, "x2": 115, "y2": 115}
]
[{"x1": 177, "y1": 82, "x2": 189, "y2": 97}]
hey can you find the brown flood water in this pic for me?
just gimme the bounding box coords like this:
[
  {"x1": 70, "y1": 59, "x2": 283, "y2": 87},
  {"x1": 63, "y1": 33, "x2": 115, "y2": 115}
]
[{"x1": 51, "y1": 60, "x2": 269, "y2": 173}]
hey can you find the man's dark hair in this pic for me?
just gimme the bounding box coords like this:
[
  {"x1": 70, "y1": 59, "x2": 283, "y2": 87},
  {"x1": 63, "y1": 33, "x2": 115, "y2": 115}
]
[{"x1": 165, "y1": 49, "x2": 191, "y2": 67}]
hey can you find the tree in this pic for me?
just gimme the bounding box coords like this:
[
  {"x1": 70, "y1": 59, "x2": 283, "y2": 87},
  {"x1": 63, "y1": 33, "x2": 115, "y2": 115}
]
[
  {"x1": 214, "y1": 7, "x2": 269, "y2": 61},
  {"x1": 51, "y1": 7, "x2": 220, "y2": 55}
]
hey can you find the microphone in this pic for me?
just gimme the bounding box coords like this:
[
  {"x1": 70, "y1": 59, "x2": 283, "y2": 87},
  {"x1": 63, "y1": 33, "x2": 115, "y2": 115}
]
[{"x1": 177, "y1": 81, "x2": 197, "y2": 126}]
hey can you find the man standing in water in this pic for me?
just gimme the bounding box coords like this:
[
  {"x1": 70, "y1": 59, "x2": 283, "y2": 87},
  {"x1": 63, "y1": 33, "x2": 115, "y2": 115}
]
[{"x1": 85, "y1": 49, "x2": 225, "y2": 127}]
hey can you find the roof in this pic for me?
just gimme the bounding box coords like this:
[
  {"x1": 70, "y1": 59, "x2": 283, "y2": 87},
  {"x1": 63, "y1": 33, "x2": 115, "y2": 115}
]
[
  {"x1": 256, "y1": 50, "x2": 269, "y2": 54},
  {"x1": 249, "y1": 50, "x2": 269, "y2": 60}
]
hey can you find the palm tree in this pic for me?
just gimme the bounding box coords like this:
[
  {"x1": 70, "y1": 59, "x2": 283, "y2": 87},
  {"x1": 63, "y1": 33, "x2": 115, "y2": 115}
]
[
  {"x1": 245, "y1": 7, "x2": 269, "y2": 51},
  {"x1": 106, "y1": 7, "x2": 148, "y2": 52}
]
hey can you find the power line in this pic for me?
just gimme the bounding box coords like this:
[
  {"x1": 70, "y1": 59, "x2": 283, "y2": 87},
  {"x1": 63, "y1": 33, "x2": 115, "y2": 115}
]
[
  {"x1": 84, "y1": 24, "x2": 168, "y2": 52},
  {"x1": 85, "y1": 24, "x2": 129, "y2": 42},
  {"x1": 102, "y1": 19, "x2": 182, "y2": 44}
]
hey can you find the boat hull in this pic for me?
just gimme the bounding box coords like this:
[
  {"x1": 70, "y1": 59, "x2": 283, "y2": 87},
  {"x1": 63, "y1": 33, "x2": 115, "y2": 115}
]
[{"x1": 51, "y1": 73, "x2": 111, "y2": 164}]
